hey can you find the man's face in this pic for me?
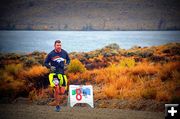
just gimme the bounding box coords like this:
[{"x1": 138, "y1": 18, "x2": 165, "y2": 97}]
[{"x1": 54, "y1": 43, "x2": 61, "y2": 52}]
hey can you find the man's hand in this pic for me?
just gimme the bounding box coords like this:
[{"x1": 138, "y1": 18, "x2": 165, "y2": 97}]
[
  {"x1": 50, "y1": 66, "x2": 56, "y2": 72},
  {"x1": 64, "y1": 64, "x2": 68, "y2": 70}
]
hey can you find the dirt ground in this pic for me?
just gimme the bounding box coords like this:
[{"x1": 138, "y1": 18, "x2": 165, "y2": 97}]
[{"x1": 0, "y1": 104, "x2": 164, "y2": 119}]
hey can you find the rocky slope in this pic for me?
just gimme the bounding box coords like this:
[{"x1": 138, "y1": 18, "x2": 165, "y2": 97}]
[{"x1": 0, "y1": 0, "x2": 180, "y2": 30}]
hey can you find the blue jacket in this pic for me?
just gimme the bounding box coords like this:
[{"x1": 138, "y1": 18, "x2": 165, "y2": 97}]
[{"x1": 44, "y1": 49, "x2": 70, "y2": 74}]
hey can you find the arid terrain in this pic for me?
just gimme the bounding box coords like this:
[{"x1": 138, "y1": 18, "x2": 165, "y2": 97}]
[
  {"x1": 0, "y1": 103, "x2": 164, "y2": 119},
  {"x1": 0, "y1": 42, "x2": 179, "y2": 119}
]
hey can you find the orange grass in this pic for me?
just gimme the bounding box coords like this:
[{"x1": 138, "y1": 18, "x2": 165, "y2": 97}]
[
  {"x1": 103, "y1": 83, "x2": 118, "y2": 99},
  {"x1": 67, "y1": 61, "x2": 179, "y2": 101},
  {"x1": 23, "y1": 65, "x2": 49, "y2": 78}
]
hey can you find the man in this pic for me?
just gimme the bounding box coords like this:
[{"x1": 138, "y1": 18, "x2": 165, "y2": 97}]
[{"x1": 44, "y1": 40, "x2": 70, "y2": 112}]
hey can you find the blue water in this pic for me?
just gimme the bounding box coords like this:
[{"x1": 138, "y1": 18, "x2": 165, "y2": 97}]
[{"x1": 0, "y1": 31, "x2": 180, "y2": 53}]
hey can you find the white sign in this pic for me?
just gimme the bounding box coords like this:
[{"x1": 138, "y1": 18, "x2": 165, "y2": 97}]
[{"x1": 68, "y1": 85, "x2": 94, "y2": 108}]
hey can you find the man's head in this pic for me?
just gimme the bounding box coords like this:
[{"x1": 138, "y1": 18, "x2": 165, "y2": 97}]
[{"x1": 54, "y1": 40, "x2": 61, "y2": 52}]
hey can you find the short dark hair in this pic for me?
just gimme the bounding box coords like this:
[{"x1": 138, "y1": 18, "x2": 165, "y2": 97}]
[{"x1": 54, "y1": 40, "x2": 61, "y2": 45}]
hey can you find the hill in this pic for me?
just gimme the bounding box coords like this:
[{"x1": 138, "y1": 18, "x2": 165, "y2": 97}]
[{"x1": 0, "y1": 0, "x2": 180, "y2": 30}]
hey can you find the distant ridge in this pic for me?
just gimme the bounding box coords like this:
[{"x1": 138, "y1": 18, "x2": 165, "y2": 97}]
[{"x1": 0, "y1": 0, "x2": 180, "y2": 30}]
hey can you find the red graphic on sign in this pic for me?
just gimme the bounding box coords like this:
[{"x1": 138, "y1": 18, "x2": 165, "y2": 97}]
[{"x1": 76, "y1": 88, "x2": 82, "y2": 101}]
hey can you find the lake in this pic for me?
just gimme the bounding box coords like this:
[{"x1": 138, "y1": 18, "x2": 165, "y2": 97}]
[{"x1": 0, "y1": 31, "x2": 180, "y2": 53}]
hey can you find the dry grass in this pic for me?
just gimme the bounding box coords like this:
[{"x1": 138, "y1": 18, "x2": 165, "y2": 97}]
[
  {"x1": 67, "y1": 59, "x2": 86, "y2": 73},
  {"x1": 67, "y1": 61, "x2": 179, "y2": 102},
  {"x1": 23, "y1": 65, "x2": 49, "y2": 78},
  {"x1": 29, "y1": 87, "x2": 50, "y2": 101},
  {"x1": 5, "y1": 63, "x2": 23, "y2": 76},
  {"x1": 130, "y1": 62, "x2": 159, "y2": 78},
  {"x1": 1, "y1": 43, "x2": 179, "y2": 104},
  {"x1": 0, "y1": 64, "x2": 49, "y2": 98},
  {"x1": 158, "y1": 62, "x2": 180, "y2": 81},
  {"x1": 104, "y1": 83, "x2": 118, "y2": 99}
]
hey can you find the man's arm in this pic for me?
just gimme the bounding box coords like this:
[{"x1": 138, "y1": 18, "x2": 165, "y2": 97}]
[
  {"x1": 66, "y1": 52, "x2": 70, "y2": 65},
  {"x1": 44, "y1": 54, "x2": 51, "y2": 68}
]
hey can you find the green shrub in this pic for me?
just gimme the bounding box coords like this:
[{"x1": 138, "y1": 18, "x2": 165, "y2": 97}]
[
  {"x1": 105, "y1": 43, "x2": 120, "y2": 50},
  {"x1": 31, "y1": 51, "x2": 41, "y2": 56},
  {"x1": 19, "y1": 55, "x2": 28, "y2": 62},
  {"x1": 6, "y1": 53, "x2": 20, "y2": 60},
  {"x1": 102, "y1": 52, "x2": 112, "y2": 57},
  {"x1": 111, "y1": 50, "x2": 119, "y2": 56},
  {"x1": 119, "y1": 58, "x2": 135, "y2": 68},
  {"x1": 24, "y1": 57, "x2": 37, "y2": 67},
  {"x1": 138, "y1": 50, "x2": 154, "y2": 58},
  {"x1": 67, "y1": 59, "x2": 86, "y2": 73},
  {"x1": 162, "y1": 43, "x2": 180, "y2": 55},
  {"x1": 131, "y1": 45, "x2": 141, "y2": 49},
  {"x1": 124, "y1": 52, "x2": 136, "y2": 57},
  {"x1": 5, "y1": 64, "x2": 23, "y2": 76}
]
